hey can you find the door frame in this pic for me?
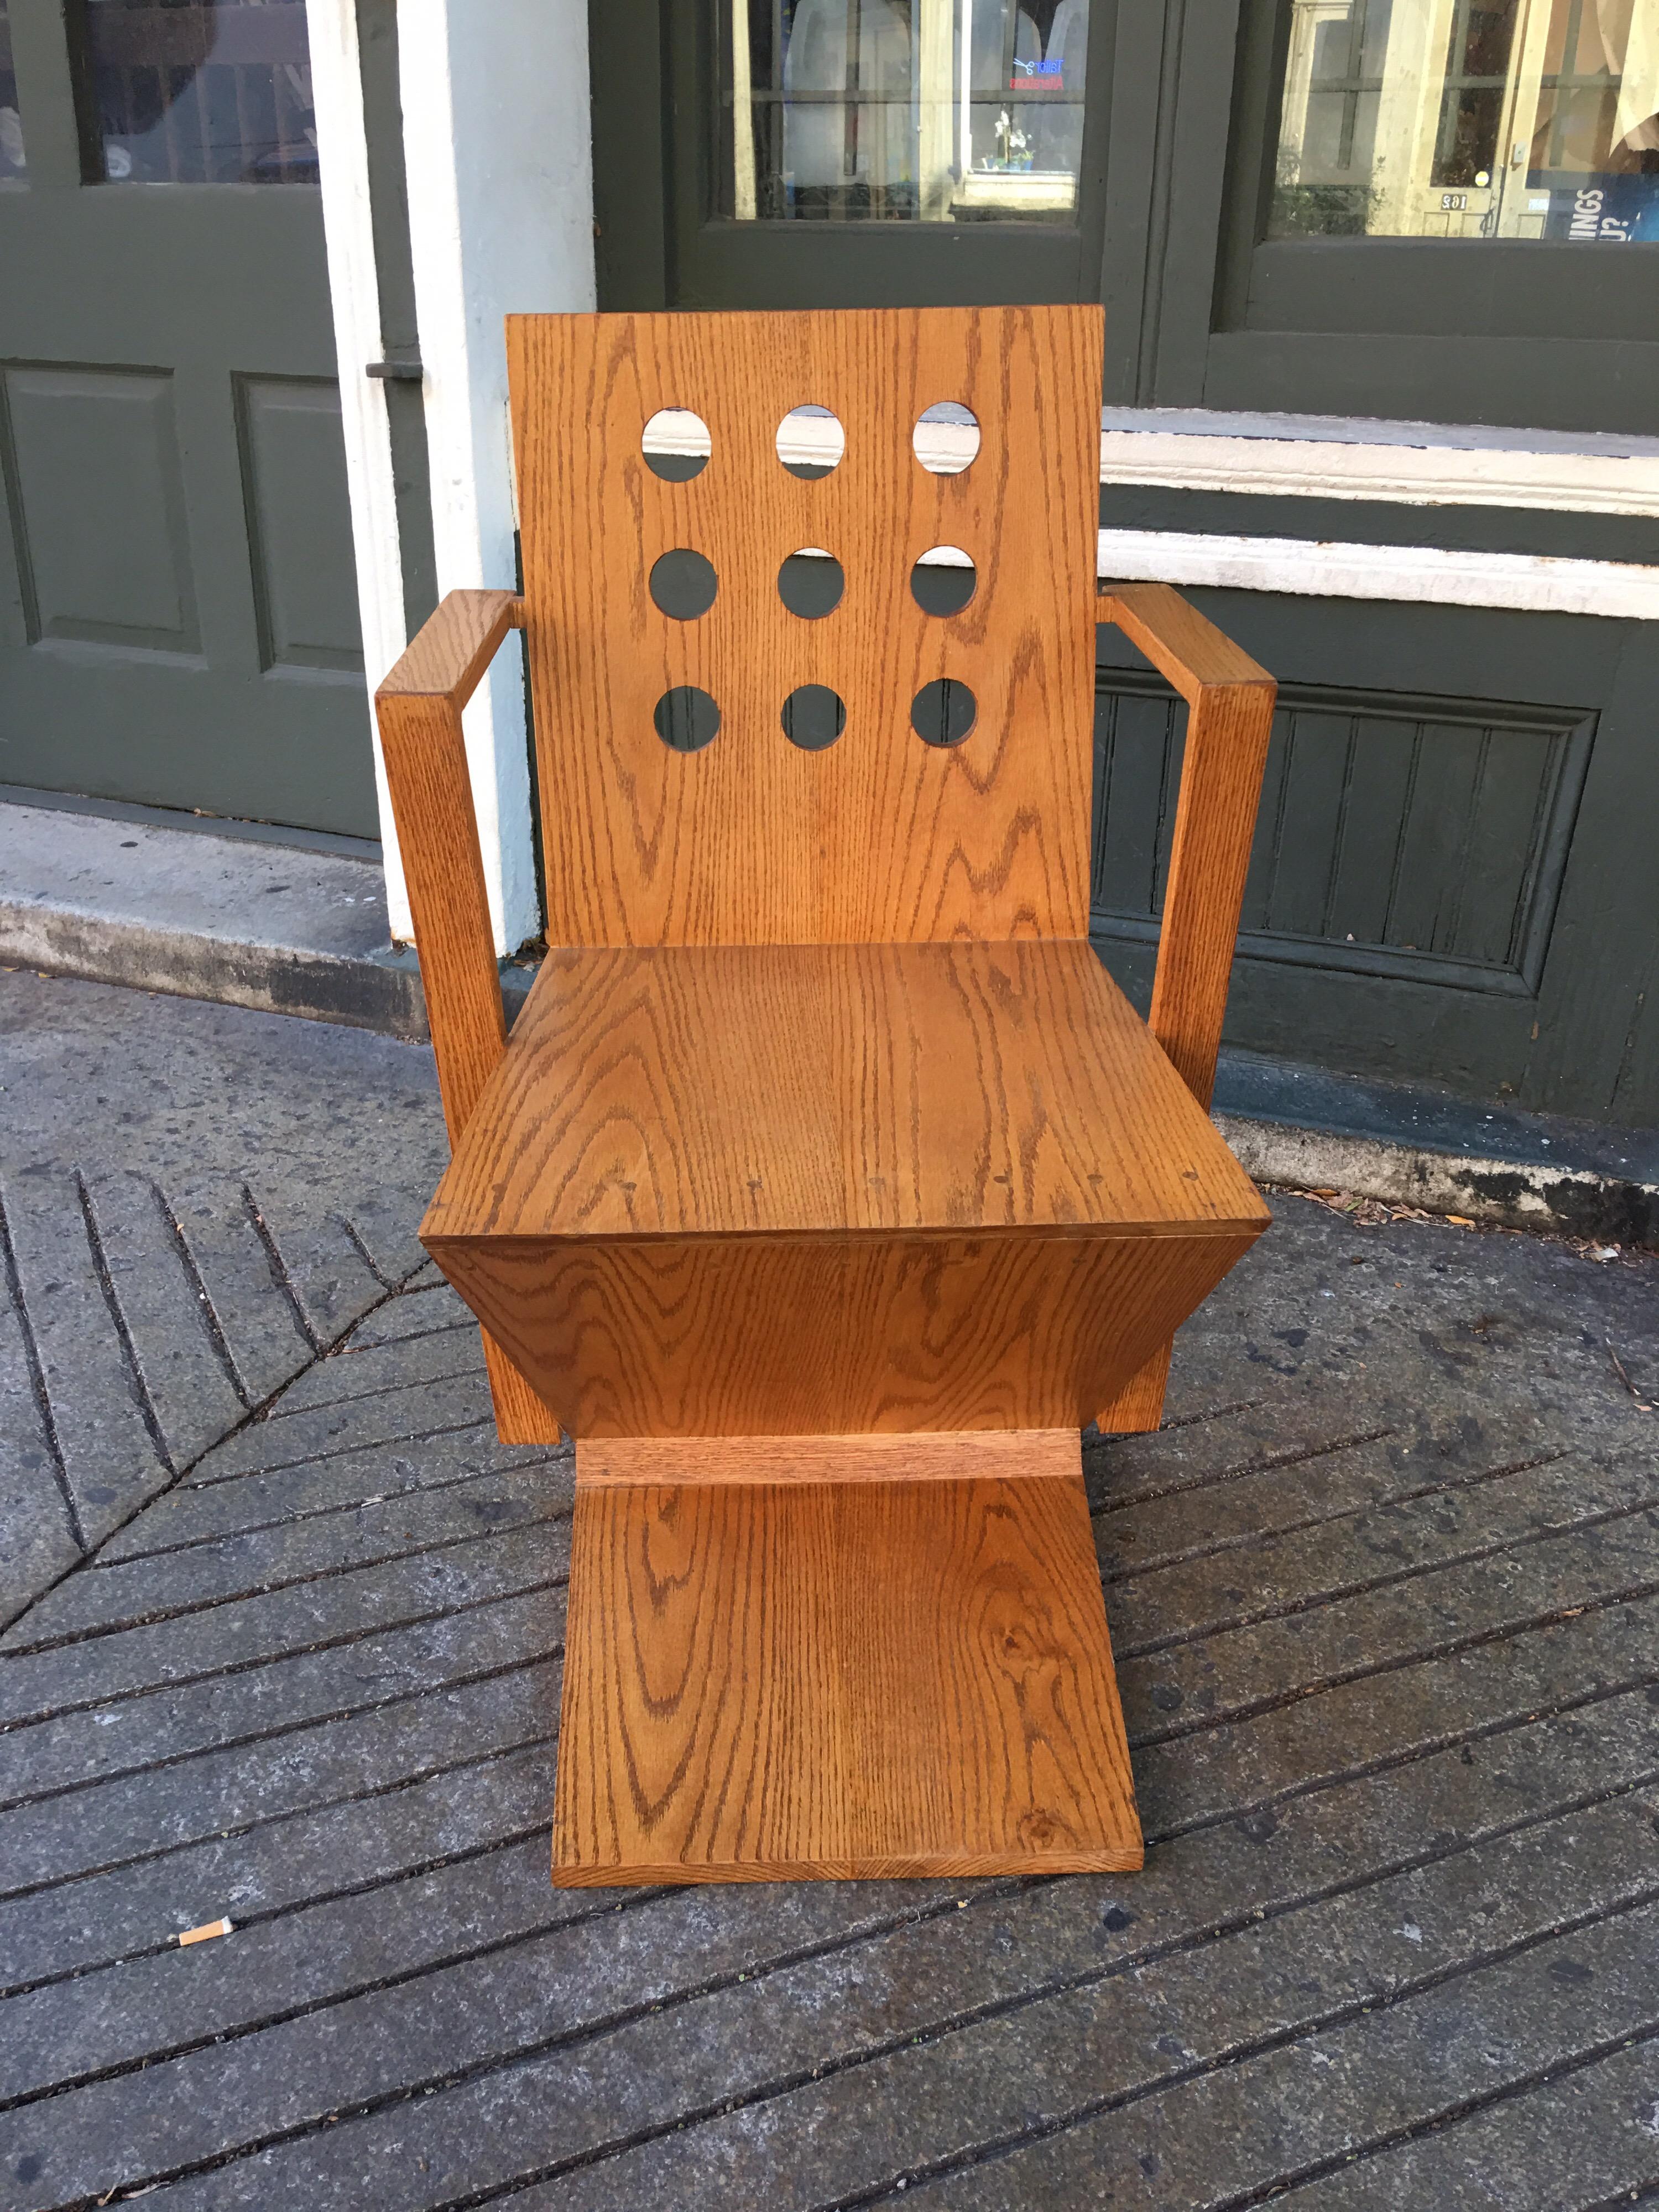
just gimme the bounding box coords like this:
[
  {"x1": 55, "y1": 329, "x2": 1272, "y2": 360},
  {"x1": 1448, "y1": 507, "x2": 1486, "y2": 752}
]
[{"x1": 306, "y1": 0, "x2": 597, "y2": 951}]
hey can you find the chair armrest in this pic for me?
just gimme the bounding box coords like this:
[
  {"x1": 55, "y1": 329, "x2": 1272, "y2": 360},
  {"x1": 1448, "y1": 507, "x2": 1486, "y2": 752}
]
[
  {"x1": 1098, "y1": 582, "x2": 1276, "y2": 1111},
  {"x1": 375, "y1": 589, "x2": 524, "y2": 1145}
]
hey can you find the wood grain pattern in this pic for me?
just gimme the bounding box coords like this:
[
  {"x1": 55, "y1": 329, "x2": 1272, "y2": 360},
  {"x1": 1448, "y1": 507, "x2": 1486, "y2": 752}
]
[
  {"x1": 426, "y1": 940, "x2": 1267, "y2": 1243},
  {"x1": 377, "y1": 586, "x2": 524, "y2": 708},
  {"x1": 1098, "y1": 582, "x2": 1277, "y2": 1110},
  {"x1": 481, "y1": 1333, "x2": 562, "y2": 1446},
  {"x1": 1095, "y1": 1341, "x2": 1175, "y2": 1434},
  {"x1": 1100, "y1": 578, "x2": 1274, "y2": 700},
  {"x1": 375, "y1": 588, "x2": 562, "y2": 1449},
  {"x1": 426, "y1": 1226, "x2": 1258, "y2": 1438},
  {"x1": 375, "y1": 590, "x2": 521, "y2": 1145},
  {"x1": 384, "y1": 320, "x2": 1280, "y2": 1888},
  {"x1": 1092, "y1": 582, "x2": 1276, "y2": 1437},
  {"x1": 508, "y1": 306, "x2": 1104, "y2": 946},
  {"x1": 575, "y1": 1428, "x2": 1081, "y2": 1486},
  {"x1": 552, "y1": 1459, "x2": 1142, "y2": 1882}
]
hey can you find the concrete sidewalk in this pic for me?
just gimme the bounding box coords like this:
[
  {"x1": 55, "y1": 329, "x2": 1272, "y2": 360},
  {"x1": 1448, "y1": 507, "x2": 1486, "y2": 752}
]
[
  {"x1": 0, "y1": 970, "x2": 450, "y2": 1623},
  {"x1": 2, "y1": 971, "x2": 1657, "y2": 2209}
]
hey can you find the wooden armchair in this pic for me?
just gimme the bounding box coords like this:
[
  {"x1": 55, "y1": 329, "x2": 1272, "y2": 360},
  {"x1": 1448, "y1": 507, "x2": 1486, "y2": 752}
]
[{"x1": 376, "y1": 307, "x2": 1275, "y2": 1887}]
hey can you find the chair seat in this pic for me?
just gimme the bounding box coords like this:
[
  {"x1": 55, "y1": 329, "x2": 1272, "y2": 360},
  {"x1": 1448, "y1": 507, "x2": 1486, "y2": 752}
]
[
  {"x1": 426, "y1": 937, "x2": 1267, "y2": 1245},
  {"x1": 421, "y1": 941, "x2": 1268, "y2": 1439}
]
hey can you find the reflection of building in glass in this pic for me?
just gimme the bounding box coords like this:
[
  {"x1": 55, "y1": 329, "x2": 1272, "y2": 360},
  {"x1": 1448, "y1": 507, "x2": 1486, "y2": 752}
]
[
  {"x1": 84, "y1": 0, "x2": 317, "y2": 186},
  {"x1": 1272, "y1": 0, "x2": 1659, "y2": 240},
  {"x1": 729, "y1": 0, "x2": 1089, "y2": 222},
  {"x1": 0, "y1": 0, "x2": 25, "y2": 180}
]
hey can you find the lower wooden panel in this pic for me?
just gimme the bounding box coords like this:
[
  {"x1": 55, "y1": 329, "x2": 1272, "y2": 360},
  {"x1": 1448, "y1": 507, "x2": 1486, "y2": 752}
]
[
  {"x1": 481, "y1": 1331, "x2": 562, "y2": 1446},
  {"x1": 430, "y1": 1228, "x2": 1257, "y2": 1437},
  {"x1": 553, "y1": 1446, "x2": 1143, "y2": 1885},
  {"x1": 575, "y1": 1428, "x2": 1079, "y2": 1486},
  {"x1": 1097, "y1": 1340, "x2": 1172, "y2": 1434}
]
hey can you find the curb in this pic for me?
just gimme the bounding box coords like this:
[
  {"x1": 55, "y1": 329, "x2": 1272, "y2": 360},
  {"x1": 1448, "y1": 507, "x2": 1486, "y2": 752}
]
[
  {"x1": 1219, "y1": 1114, "x2": 1659, "y2": 1251},
  {"x1": 2, "y1": 898, "x2": 430, "y2": 1037},
  {"x1": 0, "y1": 796, "x2": 429, "y2": 1037}
]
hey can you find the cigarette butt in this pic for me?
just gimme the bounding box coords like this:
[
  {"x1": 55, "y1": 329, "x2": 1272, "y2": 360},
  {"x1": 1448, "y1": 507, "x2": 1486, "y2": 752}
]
[
  {"x1": 1445, "y1": 1215, "x2": 1476, "y2": 1228},
  {"x1": 178, "y1": 1917, "x2": 233, "y2": 1946}
]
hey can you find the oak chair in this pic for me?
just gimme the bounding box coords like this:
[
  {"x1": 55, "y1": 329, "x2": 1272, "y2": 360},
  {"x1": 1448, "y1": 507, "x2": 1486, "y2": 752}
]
[{"x1": 375, "y1": 306, "x2": 1275, "y2": 1886}]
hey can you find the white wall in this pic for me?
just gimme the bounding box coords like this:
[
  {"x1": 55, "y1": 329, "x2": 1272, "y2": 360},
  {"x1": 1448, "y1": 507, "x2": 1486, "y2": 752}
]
[
  {"x1": 396, "y1": 0, "x2": 596, "y2": 952},
  {"x1": 312, "y1": 0, "x2": 596, "y2": 950}
]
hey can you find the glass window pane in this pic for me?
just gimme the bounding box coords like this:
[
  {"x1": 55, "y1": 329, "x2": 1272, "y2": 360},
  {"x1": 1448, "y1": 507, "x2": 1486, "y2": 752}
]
[
  {"x1": 1268, "y1": 0, "x2": 1659, "y2": 241},
  {"x1": 721, "y1": 0, "x2": 1091, "y2": 223},
  {"x1": 1, "y1": 1, "x2": 26, "y2": 185},
  {"x1": 78, "y1": 0, "x2": 317, "y2": 185}
]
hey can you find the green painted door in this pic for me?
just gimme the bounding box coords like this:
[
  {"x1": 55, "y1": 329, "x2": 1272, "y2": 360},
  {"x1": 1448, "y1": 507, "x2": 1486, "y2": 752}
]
[{"x1": 0, "y1": 0, "x2": 376, "y2": 836}]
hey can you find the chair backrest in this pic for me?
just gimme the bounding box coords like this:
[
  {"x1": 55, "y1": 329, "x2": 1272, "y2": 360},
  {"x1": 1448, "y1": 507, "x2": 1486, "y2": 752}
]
[{"x1": 507, "y1": 305, "x2": 1103, "y2": 948}]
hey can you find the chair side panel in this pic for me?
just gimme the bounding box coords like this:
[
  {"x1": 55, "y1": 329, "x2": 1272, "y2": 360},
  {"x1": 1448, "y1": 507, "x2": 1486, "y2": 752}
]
[{"x1": 509, "y1": 306, "x2": 1102, "y2": 946}]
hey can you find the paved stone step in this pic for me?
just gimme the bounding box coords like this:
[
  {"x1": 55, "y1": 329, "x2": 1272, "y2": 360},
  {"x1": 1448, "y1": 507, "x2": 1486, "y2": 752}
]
[
  {"x1": 79, "y1": 1170, "x2": 248, "y2": 1470},
  {"x1": 0, "y1": 1736, "x2": 555, "y2": 1994},
  {"x1": 191, "y1": 1370, "x2": 497, "y2": 1483},
  {"x1": 0, "y1": 1526, "x2": 570, "y2": 1797},
  {"x1": 156, "y1": 1179, "x2": 316, "y2": 1409},
  {"x1": 1113, "y1": 1494, "x2": 1659, "y2": 1752},
  {"x1": 30, "y1": 1787, "x2": 1652, "y2": 2212},
  {"x1": 0, "y1": 1618, "x2": 564, "y2": 1895},
  {"x1": 7, "y1": 1457, "x2": 572, "y2": 1651},
  {"x1": 0, "y1": 1291, "x2": 77, "y2": 1631},
  {"x1": 880, "y1": 1898, "x2": 1659, "y2": 2212},
  {"x1": 259, "y1": 1326, "x2": 492, "y2": 1418},
  {"x1": 237, "y1": 1190, "x2": 392, "y2": 1350},
  {"x1": 1085, "y1": 1399, "x2": 1400, "y2": 1510},
  {"x1": 3, "y1": 1677, "x2": 1654, "y2": 2136},
  {"x1": 1275, "y1": 2032, "x2": 1659, "y2": 2212},
  {"x1": 347, "y1": 1283, "x2": 474, "y2": 1348},
  {"x1": 1089, "y1": 1409, "x2": 1560, "y2": 1569},
  {"x1": 0, "y1": 1834, "x2": 583, "y2": 2107},
  {"x1": 0, "y1": 1172, "x2": 171, "y2": 1548},
  {"x1": 1133, "y1": 1590, "x2": 1659, "y2": 1838},
  {"x1": 0, "y1": 1501, "x2": 565, "y2": 1730},
  {"x1": 1107, "y1": 1446, "x2": 1656, "y2": 1660},
  {"x1": 95, "y1": 1430, "x2": 566, "y2": 1566}
]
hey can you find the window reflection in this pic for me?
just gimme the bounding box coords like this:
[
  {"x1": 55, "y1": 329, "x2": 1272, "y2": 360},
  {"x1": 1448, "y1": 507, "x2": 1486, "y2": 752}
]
[
  {"x1": 1270, "y1": 0, "x2": 1659, "y2": 240},
  {"x1": 1, "y1": 1, "x2": 25, "y2": 184},
  {"x1": 79, "y1": 0, "x2": 317, "y2": 184},
  {"x1": 723, "y1": 0, "x2": 1091, "y2": 222}
]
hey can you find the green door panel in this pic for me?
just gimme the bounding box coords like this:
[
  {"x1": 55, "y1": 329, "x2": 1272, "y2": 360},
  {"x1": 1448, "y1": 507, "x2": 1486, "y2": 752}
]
[
  {"x1": 1094, "y1": 593, "x2": 1659, "y2": 1127},
  {"x1": 0, "y1": 0, "x2": 375, "y2": 836}
]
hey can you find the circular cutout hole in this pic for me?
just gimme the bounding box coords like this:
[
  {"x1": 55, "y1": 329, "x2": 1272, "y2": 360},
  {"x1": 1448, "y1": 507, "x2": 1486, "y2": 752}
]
[
  {"x1": 912, "y1": 403, "x2": 980, "y2": 476},
  {"x1": 642, "y1": 408, "x2": 710, "y2": 482},
  {"x1": 778, "y1": 549, "x2": 844, "y2": 619},
  {"x1": 910, "y1": 547, "x2": 976, "y2": 616},
  {"x1": 911, "y1": 679, "x2": 977, "y2": 748},
  {"x1": 649, "y1": 549, "x2": 718, "y2": 620},
  {"x1": 781, "y1": 685, "x2": 847, "y2": 751},
  {"x1": 776, "y1": 405, "x2": 846, "y2": 480},
  {"x1": 654, "y1": 686, "x2": 721, "y2": 753}
]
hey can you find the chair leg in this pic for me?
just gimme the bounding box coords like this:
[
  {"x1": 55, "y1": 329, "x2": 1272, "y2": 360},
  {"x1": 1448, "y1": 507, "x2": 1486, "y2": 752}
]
[
  {"x1": 482, "y1": 1331, "x2": 563, "y2": 1446},
  {"x1": 1096, "y1": 1341, "x2": 1172, "y2": 1434},
  {"x1": 552, "y1": 1431, "x2": 1142, "y2": 1885}
]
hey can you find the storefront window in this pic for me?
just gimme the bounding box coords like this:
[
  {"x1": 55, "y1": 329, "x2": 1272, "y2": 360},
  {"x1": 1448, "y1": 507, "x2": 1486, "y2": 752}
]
[
  {"x1": 76, "y1": 0, "x2": 317, "y2": 184},
  {"x1": 0, "y1": 1, "x2": 25, "y2": 185},
  {"x1": 1269, "y1": 0, "x2": 1659, "y2": 240},
  {"x1": 720, "y1": 0, "x2": 1091, "y2": 222}
]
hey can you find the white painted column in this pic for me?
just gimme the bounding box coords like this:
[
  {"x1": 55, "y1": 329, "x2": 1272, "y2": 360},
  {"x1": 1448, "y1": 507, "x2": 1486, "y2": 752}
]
[
  {"x1": 305, "y1": 0, "x2": 413, "y2": 935},
  {"x1": 395, "y1": 0, "x2": 598, "y2": 953}
]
